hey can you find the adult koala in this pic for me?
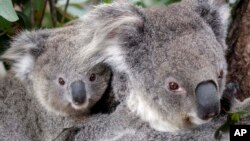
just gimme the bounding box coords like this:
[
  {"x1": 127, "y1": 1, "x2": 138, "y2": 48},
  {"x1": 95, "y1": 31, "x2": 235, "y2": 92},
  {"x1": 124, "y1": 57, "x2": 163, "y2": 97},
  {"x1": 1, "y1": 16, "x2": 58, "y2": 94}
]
[
  {"x1": 56, "y1": 83, "x2": 247, "y2": 141},
  {"x1": 0, "y1": 0, "x2": 231, "y2": 140},
  {"x1": 71, "y1": 0, "x2": 230, "y2": 133}
]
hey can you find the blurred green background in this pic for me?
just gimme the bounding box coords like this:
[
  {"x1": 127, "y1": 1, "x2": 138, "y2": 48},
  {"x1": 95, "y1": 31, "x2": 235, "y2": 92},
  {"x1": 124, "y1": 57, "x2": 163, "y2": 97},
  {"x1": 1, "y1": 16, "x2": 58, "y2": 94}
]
[
  {"x1": 0, "y1": 0, "x2": 240, "y2": 55},
  {"x1": 0, "y1": 0, "x2": 183, "y2": 55}
]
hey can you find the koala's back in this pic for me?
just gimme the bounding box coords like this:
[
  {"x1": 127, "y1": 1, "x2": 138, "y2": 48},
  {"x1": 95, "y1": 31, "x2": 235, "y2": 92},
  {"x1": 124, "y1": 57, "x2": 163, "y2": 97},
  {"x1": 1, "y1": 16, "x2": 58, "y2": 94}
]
[
  {"x1": 0, "y1": 75, "x2": 41, "y2": 140},
  {"x1": 0, "y1": 75, "x2": 85, "y2": 141}
]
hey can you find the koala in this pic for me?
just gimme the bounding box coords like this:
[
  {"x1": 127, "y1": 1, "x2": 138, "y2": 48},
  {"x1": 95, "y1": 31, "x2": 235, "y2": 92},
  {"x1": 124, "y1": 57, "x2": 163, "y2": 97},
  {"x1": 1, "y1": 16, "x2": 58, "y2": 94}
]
[
  {"x1": 0, "y1": 0, "x2": 233, "y2": 139},
  {"x1": 55, "y1": 83, "x2": 248, "y2": 141},
  {"x1": 222, "y1": 83, "x2": 250, "y2": 114},
  {"x1": 1, "y1": 25, "x2": 112, "y2": 116},
  {"x1": 220, "y1": 82, "x2": 239, "y2": 113},
  {"x1": 0, "y1": 74, "x2": 100, "y2": 141},
  {"x1": 70, "y1": 0, "x2": 230, "y2": 132}
]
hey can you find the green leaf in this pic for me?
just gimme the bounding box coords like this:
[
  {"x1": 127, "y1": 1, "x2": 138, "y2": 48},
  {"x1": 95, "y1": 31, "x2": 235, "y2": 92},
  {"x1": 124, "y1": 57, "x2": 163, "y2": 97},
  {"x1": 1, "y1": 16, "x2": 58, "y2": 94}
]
[
  {"x1": 0, "y1": 16, "x2": 12, "y2": 30},
  {"x1": 16, "y1": 11, "x2": 31, "y2": 29},
  {"x1": 231, "y1": 114, "x2": 240, "y2": 122},
  {"x1": 102, "y1": 0, "x2": 112, "y2": 3},
  {"x1": 56, "y1": 0, "x2": 88, "y2": 6},
  {"x1": 228, "y1": 110, "x2": 247, "y2": 122},
  {"x1": 0, "y1": 0, "x2": 19, "y2": 22},
  {"x1": 214, "y1": 110, "x2": 247, "y2": 140},
  {"x1": 162, "y1": 0, "x2": 181, "y2": 5}
]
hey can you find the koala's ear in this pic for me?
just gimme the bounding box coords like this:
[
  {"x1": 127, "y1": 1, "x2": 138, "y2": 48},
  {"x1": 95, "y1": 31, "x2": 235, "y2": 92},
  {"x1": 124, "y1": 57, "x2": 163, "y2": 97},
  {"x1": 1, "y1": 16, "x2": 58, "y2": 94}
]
[
  {"x1": 79, "y1": 2, "x2": 144, "y2": 66},
  {"x1": 1, "y1": 31, "x2": 49, "y2": 80},
  {"x1": 202, "y1": 0, "x2": 230, "y2": 26},
  {"x1": 183, "y1": 0, "x2": 230, "y2": 47},
  {"x1": 91, "y1": 2, "x2": 144, "y2": 40}
]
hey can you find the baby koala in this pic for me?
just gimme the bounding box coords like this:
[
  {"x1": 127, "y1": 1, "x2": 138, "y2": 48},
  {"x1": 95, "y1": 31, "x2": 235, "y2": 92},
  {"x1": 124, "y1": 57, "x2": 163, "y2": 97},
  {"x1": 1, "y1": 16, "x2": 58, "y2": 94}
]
[{"x1": 1, "y1": 26, "x2": 111, "y2": 116}]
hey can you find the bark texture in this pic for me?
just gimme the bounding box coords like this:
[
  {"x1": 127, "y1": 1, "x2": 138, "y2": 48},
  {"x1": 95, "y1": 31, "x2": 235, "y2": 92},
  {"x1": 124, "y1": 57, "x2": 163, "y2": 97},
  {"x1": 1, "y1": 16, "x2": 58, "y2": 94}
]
[{"x1": 227, "y1": 0, "x2": 250, "y2": 100}]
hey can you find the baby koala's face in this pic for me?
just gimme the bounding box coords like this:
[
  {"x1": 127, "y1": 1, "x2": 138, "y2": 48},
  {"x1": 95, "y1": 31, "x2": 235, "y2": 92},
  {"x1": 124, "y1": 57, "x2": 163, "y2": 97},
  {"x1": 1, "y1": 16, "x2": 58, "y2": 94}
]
[
  {"x1": 31, "y1": 61, "x2": 111, "y2": 116},
  {"x1": 1, "y1": 29, "x2": 111, "y2": 116}
]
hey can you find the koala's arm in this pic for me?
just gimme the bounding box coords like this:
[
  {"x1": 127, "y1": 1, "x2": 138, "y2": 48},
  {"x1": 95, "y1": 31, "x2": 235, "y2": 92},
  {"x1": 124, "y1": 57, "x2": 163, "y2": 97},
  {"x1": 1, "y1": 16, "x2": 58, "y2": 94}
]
[
  {"x1": 230, "y1": 96, "x2": 250, "y2": 116},
  {"x1": 220, "y1": 82, "x2": 239, "y2": 114},
  {"x1": 221, "y1": 82, "x2": 250, "y2": 116},
  {"x1": 54, "y1": 104, "x2": 143, "y2": 141},
  {"x1": 57, "y1": 108, "x2": 230, "y2": 141}
]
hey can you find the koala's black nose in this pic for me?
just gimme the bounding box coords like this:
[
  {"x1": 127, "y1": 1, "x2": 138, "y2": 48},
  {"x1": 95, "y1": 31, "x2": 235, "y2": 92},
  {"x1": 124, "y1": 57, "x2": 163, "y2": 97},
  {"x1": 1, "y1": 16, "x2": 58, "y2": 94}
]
[
  {"x1": 71, "y1": 80, "x2": 86, "y2": 105},
  {"x1": 195, "y1": 81, "x2": 220, "y2": 120}
]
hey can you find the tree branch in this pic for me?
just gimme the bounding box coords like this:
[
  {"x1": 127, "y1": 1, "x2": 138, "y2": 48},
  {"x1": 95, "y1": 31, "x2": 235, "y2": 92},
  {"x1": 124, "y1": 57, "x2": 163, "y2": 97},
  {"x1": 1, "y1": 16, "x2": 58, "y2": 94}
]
[
  {"x1": 48, "y1": 0, "x2": 57, "y2": 27},
  {"x1": 30, "y1": 0, "x2": 35, "y2": 28},
  {"x1": 38, "y1": 0, "x2": 48, "y2": 27},
  {"x1": 61, "y1": 0, "x2": 70, "y2": 23}
]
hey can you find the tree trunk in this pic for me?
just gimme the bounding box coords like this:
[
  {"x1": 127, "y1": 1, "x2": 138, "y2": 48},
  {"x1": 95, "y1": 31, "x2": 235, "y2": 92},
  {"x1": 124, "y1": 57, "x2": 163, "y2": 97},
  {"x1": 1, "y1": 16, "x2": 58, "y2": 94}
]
[{"x1": 227, "y1": 0, "x2": 250, "y2": 100}]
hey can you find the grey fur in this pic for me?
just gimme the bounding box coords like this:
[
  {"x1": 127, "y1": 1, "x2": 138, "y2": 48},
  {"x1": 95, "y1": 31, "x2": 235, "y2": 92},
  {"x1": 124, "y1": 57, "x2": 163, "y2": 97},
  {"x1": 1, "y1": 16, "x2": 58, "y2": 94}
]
[
  {"x1": 73, "y1": 0, "x2": 230, "y2": 132},
  {"x1": 58, "y1": 105, "x2": 227, "y2": 141},
  {"x1": 58, "y1": 105, "x2": 250, "y2": 141},
  {"x1": 0, "y1": 74, "x2": 85, "y2": 141},
  {"x1": 0, "y1": 0, "x2": 234, "y2": 140},
  {"x1": 1, "y1": 25, "x2": 111, "y2": 116},
  {"x1": 54, "y1": 83, "x2": 250, "y2": 141},
  {"x1": 53, "y1": 0, "x2": 234, "y2": 140}
]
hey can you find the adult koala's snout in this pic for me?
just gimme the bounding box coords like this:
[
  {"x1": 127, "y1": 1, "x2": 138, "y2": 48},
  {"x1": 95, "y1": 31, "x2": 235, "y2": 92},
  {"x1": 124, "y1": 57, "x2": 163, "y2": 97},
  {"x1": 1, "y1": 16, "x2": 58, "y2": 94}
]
[
  {"x1": 71, "y1": 80, "x2": 87, "y2": 105},
  {"x1": 195, "y1": 81, "x2": 220, "y2": 120}
]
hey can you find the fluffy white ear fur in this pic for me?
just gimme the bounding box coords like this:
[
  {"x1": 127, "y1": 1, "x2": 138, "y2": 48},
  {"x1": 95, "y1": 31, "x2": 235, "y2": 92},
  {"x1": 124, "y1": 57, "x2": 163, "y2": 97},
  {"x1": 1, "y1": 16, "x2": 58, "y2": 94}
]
[
  {"x1": 1, "y1": 31, "x2": 45, "y2": 80},
  {"x1": 12, "y1": 54, "x2": 34, "y2": 81},
  {"x1": 183, "y1": 0, "x2": 230, "y2": 27},
  {"x1": 0, "y1": 61, "x2": 6, "y2": 78},
  {"x1": 210, "y1": 0, "x2": 230, "y2": 27},
  {"x1": 78, "y1": 2, "x2": 143, "y2": 71}
]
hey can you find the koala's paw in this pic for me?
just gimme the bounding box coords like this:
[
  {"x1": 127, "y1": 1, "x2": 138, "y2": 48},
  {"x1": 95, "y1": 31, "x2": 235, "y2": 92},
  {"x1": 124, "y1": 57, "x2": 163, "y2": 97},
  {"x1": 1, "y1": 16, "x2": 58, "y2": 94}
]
[{"x1": 221, "y1": 82, "x2": 239, "y2": 114}]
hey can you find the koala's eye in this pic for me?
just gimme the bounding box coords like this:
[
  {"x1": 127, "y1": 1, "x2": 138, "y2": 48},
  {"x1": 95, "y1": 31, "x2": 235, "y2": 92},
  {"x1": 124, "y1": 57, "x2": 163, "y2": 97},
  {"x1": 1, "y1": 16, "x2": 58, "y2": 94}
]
[
  {"x1": 218, "y1": 70, "x2": 224, "y2": 79},
  {"x1": 89, "y1": 73, "x2": 96, "y2": 82},
  {"x1": 58, "y1": 77, "x2": 65, "y2": 85},
  {"x1": 168, "y1": 82, "x2": 179, "y2": 91}
]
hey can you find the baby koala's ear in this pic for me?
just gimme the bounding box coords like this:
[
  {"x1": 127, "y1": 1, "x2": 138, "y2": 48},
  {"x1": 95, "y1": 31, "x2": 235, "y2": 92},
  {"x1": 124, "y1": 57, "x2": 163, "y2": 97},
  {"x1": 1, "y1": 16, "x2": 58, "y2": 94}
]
[{"x1": 1, "y1": 30, "x2": 49, "y2": 80}]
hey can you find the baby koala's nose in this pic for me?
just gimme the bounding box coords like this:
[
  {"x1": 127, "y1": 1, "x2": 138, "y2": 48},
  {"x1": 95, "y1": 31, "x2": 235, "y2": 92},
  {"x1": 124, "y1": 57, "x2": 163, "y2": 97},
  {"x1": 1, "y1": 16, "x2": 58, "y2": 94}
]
[{"x1": 71, "y1": 80, "x2": 86, "y2": 105}]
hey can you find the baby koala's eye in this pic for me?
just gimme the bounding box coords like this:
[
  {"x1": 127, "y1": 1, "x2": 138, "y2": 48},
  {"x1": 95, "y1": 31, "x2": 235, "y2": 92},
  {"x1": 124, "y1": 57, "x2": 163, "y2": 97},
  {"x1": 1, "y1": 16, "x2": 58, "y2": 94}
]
[
  {"x1": 58, "y1": 77, "x2": 65, "y2": 85},
  {"x1": 89, "y1": 73, "x2": 96, "y2": 82},
  {"x1": 168, "y1": 82, "x2": 179, "y2": 91},
  {"x1": 218, "y1": 70, "x2": 224, "y2": 79}
]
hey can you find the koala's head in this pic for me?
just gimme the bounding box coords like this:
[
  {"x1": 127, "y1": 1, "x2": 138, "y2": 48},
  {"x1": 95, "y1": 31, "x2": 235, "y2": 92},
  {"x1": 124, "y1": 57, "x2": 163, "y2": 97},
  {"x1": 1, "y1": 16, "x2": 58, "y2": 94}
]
[
  {"x1": 1, "y1": 27, "x2": 111, "y2": 116},
  {"x1": 126, "y1": 0, "x2": 229, "y2": 132},
  {"x1": 83, "y1": 1, "x2": 229, "y2": 132}
]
